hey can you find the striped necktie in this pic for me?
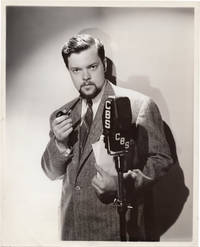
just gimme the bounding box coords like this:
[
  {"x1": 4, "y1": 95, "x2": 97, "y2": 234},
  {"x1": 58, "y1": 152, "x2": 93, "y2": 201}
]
[{"x1": 80, "y1": 99, "x2": 93, "y2": 155}]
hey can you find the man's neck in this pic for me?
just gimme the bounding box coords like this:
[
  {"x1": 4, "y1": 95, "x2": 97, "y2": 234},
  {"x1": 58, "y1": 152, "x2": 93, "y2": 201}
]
[
  {"x1": 81, "y1": 80, "x2": 107, "y2": 104},
  {"x1": 81, "y1": 80, "x2": 107, "y2": 119}
]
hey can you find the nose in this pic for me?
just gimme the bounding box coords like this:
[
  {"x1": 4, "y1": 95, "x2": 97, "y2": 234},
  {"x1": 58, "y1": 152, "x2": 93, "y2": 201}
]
[{"x1": 82, "y1": 69, "x2": 91, "y2": 82}]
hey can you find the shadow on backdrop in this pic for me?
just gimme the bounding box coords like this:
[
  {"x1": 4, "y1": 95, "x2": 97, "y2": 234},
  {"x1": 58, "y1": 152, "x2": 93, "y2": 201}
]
[
  {"x1": 123, "y1": 75, "x2": 171, "y2": 123},
  {"x1": 105, "y1": 57, "x2": 117, "y2": 85},
  {"x1": 144, "y1": 122, "x2": 189, "y2": 240},
  {"x1": 104, "y1": 58, "x2": 189, "y2": 241}
]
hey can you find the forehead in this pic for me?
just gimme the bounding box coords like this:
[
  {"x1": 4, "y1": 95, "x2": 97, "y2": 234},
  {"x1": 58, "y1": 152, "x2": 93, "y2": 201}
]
[{"x1": 68, "y1": 45, "x2": 100, "y2": 68}]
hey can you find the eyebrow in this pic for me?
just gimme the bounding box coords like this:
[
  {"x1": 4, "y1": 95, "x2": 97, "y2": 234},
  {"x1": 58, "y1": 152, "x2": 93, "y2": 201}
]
[{"x1": 70, "y1": 61, "x2": 99, "y2": 70}]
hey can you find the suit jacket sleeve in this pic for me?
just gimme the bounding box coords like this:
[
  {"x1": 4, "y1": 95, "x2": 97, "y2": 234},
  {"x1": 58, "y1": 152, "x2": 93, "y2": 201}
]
[
  {"x1": 41, "y1": 112, "x2": 73, "y2": 180},
  {"x1": 135, "y1": 98, "x2": 173, "y2": 182}
]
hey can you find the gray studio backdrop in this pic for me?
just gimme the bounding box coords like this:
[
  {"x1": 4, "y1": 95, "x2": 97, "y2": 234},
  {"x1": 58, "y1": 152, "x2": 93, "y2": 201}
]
[{"x1": 4, "y1": 7, "x2": 193, "y2": 244}]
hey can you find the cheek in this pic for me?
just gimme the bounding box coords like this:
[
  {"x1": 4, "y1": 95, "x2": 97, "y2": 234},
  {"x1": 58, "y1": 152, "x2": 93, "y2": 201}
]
[
  {"x1": 94, "y1": 67, "x2": 104, "y2": 79},
  {"x1": 70, "y1": 73, "x2": 81, "y2": 90},
  {"x1": 96, "y1": 70, "x2": 105, "y2": 85}
]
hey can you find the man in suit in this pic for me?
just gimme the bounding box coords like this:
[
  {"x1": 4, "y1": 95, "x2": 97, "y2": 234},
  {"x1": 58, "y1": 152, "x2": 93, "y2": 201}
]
[{"x1": 41, "y1": 34, "x2": 173, "y2": 241}]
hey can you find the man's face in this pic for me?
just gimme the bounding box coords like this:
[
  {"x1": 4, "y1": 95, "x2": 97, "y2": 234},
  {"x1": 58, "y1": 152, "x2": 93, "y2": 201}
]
[{"x1": 68, "y1": 45, "x2": 106, "y2": 99}]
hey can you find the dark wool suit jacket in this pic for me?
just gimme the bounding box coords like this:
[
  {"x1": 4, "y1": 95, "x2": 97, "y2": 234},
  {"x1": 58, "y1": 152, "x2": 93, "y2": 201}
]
[{"x1": 41, "y1": 81, "x2": 173, "y2": 241}]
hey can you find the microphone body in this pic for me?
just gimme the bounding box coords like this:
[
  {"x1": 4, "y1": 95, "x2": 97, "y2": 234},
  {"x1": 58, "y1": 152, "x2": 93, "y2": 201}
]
[{"x1": 102, "y1": 96, "x2": 134, "y2": 156}]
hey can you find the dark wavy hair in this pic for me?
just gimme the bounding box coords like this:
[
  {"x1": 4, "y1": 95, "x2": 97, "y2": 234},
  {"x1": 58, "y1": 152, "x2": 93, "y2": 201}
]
[{"x1": 61, "y1": 34, "x2": 105, "y2": 68}]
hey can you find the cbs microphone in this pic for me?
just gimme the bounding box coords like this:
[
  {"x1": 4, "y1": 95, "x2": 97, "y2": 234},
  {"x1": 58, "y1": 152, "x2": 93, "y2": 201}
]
[{"x1": 102, "y1": 96, "x2": 134, "y2": 156}]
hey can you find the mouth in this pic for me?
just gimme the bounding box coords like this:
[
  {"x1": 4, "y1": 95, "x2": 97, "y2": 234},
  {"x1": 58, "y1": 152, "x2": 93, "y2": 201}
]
[
  {"x1": 81, "y1": 83, "x2": 95, "y2": 90},
  {"x1": 79, "y1": 83, "x2": 101, "y2": 99}
]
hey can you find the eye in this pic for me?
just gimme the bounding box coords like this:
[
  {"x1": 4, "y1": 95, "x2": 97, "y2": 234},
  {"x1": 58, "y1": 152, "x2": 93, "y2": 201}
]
[
  {"x1": 89, "y1": 64, "x2": 98, "y2": 70},
  {"x1": 71, "y1": 68, "x2": 81, "y2": 73}
]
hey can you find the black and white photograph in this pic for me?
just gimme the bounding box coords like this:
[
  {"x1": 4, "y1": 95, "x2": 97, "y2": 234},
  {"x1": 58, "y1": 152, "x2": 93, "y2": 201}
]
[{"x1": 1, "y1": 1, "x2": 199, "y2": 246}]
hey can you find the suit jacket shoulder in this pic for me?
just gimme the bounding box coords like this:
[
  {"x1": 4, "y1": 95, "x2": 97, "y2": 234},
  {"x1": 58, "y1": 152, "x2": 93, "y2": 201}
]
[{"x1": 111, "y1": 83, "x2": 155, "y2": 123}]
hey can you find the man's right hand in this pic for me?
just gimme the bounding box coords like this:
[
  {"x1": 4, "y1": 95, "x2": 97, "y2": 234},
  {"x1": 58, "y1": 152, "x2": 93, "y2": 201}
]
[{"x1": 52, "y1": 115, "x2": 73, "y2": 143}]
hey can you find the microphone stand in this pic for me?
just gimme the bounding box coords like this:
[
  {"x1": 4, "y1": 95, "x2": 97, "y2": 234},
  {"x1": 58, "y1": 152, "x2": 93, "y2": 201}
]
[
  {"x1": 102, "y1": 96, "x2": 134, "y2": 241},
  {"x1": 114, "y1": 154, "x2": 129, "y2": 241}
]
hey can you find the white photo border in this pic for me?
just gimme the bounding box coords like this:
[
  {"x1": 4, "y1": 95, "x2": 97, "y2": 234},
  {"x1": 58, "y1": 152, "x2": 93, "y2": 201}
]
[{"x1": 1, "y1": 1, "x2": 199, "y2": 247}]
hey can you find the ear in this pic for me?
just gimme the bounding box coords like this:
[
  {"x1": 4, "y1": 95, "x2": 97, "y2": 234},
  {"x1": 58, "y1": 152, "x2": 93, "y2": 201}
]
[{"x1": 103, "y1": 57, "x2": 107, "y2": 72}]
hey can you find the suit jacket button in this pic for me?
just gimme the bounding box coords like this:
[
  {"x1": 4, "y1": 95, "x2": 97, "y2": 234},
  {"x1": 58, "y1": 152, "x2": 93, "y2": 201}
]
[{"x1": 75, "y1": 185, "x2": 81, "y2": 191}]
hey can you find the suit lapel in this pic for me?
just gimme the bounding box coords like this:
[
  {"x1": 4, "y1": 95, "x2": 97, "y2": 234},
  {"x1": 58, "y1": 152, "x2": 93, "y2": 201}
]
[
  {"x1": 69, "y1": 98, "x2": 82, "y2": 161},
  {"x1": 71, "y1": 98, "x2": 82, "y2": 126},
  {"x1": 76, "y1": 81, "x2": 115, "y2": 179}
]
